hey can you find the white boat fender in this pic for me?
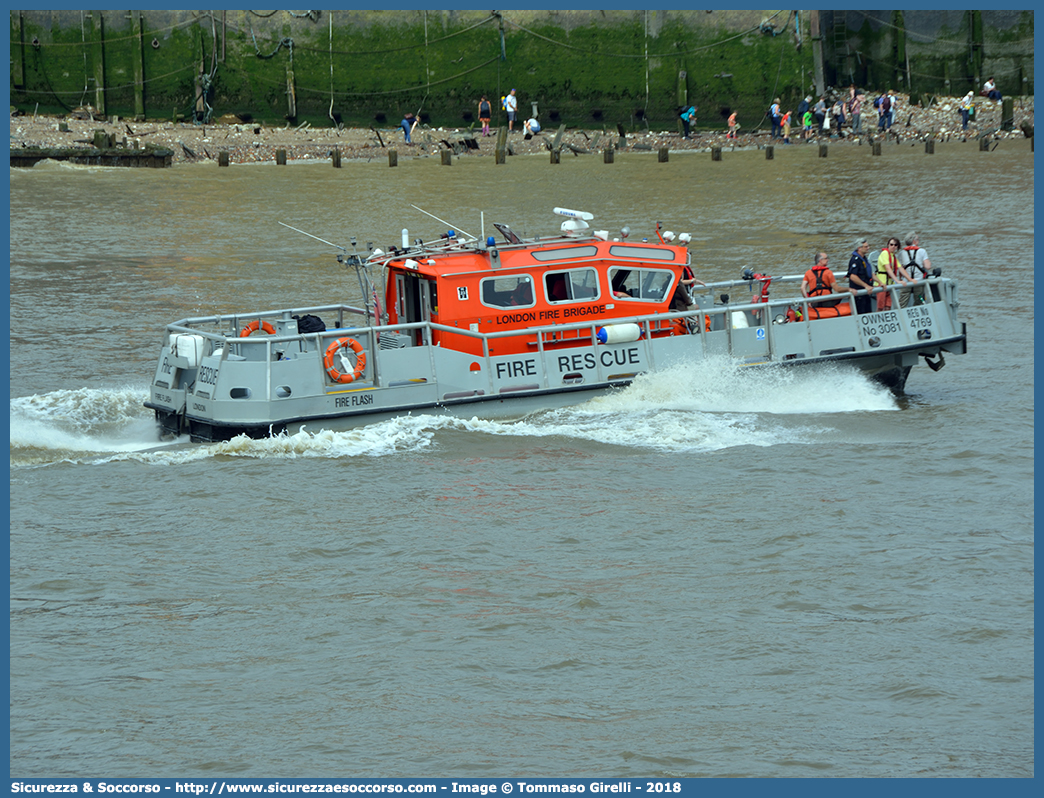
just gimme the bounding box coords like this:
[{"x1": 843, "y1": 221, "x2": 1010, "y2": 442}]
[
  {"x1": 596, "y1": 323, "x2": 643, "y2": 344},
  {"x1": 731, "y1": 311, "x2": 749, "y2": 329}
]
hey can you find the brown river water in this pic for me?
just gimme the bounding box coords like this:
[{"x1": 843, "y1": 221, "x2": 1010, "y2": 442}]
[{"x1": 9, "y1": 140, "x2": 1034, "y2": 777}]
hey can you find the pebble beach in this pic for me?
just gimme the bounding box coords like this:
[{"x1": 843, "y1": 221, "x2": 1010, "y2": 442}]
[{"x1": 10, "y1": 93, "x2": 1034, "y2": 166}]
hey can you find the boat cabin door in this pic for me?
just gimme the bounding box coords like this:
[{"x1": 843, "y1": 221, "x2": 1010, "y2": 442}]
[{"x1": 394, "y1": 271, "x2": 436, "y2": 345}]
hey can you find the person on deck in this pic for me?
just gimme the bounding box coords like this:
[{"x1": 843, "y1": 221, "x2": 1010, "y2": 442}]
[
  {"x1": 875, "y1": 237, "x2": 912, "y2": 310},
  {"x1": 846, "y1": 238, "x2": 878, "y2": 315},
  {"x1": 802, "y1": 252, "x2": 840, "y2": 305},
  {"x1": 899, "y1": 232, "x2": 933, "y2": 306}
]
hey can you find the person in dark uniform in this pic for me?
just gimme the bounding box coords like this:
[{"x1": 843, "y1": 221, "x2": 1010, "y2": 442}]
[{"x1": 846, "y1": 237, "x2": 877, "y2": 315}]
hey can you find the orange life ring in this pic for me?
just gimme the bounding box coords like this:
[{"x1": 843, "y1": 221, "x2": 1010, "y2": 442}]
[
  {"x1": 240, "y1": 320, "x2": 276, "y2": 337},
  {"x1": 324, "y1": 337, "x2": 367, "y2": 384}
]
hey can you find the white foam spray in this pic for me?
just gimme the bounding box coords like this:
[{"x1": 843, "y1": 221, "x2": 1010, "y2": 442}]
[{"x1": 10, "y1": 361, "x2": 895, "y2": 465}]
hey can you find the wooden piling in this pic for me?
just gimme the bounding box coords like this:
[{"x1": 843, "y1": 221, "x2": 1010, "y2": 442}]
[
  {"x1": 765, "y1": 145, "x2": 774, "y2": 160},
  {"x1": 331, "y1": 148, "x2": 341, "y2": 168},
  {"x1": 1001, "y1": 97, "x2": 1014, "y2": 130},
  {"x1": 925, "y1": 139, "x2": 935, "y2": 154},
  {"x1": 549, "y1": 149, "x2": 560, "y2": 164},
  {"x1": 659, "y1": 147, "x2": 670, "y2": 162},
  {"x1": 979, "y1": 136, "x2": 990, "y2": 151},
  {"x1": 276, "y1": 148, "x2": 287, "y2": 165},
  {"x1": 58, "y1": 122, "x2": 69, "y2": 133},
  {"x1": 872, "y1": 142, "x2": 882, "y2": 156},
  {"x1": 218, "y1": 151, "x2": 230, "y2": 167},
  {"x1": 604, "y1": 148, "x2": 615, "y2": 164},
  {"x1": 93, "y1": 130, "x2": 108, "y2": 148},
  {"x1": 710, "y1": 147, "x2": 721, "y2": 161},
  {"x1": 441, "y1": 150, "x2": 452, "y2": 166},
  {"x1": 818, "y1": 144, "x2": 828, "y2": 157},
  {"x1": 388, "y1": 149, "x2": 398, "y2": 167}
]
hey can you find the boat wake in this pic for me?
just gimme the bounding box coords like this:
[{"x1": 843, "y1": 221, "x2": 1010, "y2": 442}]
[
  {"x1": 9, "y1": 387, "x2": 176, "y2": 467},
  {"x1": 11, "y1": 362, "x2": 895, "y2": 467},
  {"x1": 463, "y1": 358, "x2": 898, "y2": 452}
]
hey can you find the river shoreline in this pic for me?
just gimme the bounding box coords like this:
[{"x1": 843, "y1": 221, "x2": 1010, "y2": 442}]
[{"x1": 10, "y1": 93, "x2": 1034, "y2": 166}]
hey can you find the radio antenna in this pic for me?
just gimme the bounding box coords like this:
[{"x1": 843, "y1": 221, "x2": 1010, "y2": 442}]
[
  {"x1": 278, "y1": 221, "x2": 346, "y2": 253},
  {"x1": 410, "y1": 204, "x2": 475, "y2": 240}
]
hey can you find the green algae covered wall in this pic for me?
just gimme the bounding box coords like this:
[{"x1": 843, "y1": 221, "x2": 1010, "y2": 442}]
[{"x1": 9, "y1": 10, "x2": 1034, "y2": 131}]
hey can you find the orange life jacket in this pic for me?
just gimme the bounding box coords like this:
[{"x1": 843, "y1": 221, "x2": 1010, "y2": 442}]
[{"x1": 805, "y1": 265, "x2": 834, "y2": 297}]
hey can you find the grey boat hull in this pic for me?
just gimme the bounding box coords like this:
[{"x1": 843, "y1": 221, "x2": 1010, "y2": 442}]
[{"x1": 146, "y1": 286, "x2": 966, "y2": 443}]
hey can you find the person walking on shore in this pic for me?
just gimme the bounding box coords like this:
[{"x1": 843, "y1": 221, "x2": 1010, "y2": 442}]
[
  {"x1": 769, "y1": 98, "x2": 782, "y2": 138},
  {"x1": 478, "y1": 96, "x2": 492, "y2": 136},
  {"x1": 850, "y1": 92, "x2": 863, "y2": 134},
  {"x1": 504, "y1": 89, "x2": 518, "y2": 131}
]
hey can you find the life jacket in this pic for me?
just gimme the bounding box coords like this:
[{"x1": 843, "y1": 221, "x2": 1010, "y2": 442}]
[
  {"x1": 806, "y1": 265, "x2": 834, "y2": 297},
  {"x1": 902, "y1": 245, "x2": 925, "y2": 278},
  {"x1": 877, "y1": 250, "x2": 900, "y2": 284}
]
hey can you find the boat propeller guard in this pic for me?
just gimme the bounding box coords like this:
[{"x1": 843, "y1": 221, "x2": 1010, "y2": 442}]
[{"x1": 923, "y1": 352, "x2": 946, "y2": 372}]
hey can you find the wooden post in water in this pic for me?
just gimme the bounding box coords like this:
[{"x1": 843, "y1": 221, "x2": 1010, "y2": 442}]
[
  {"x1": 218, "y1": 151, "x2": 230, "y2": 167},
  {"x1": 331, "y1": 148, "x2": 341, "y2": 167},
  {"x1": 549, "y1": 149, "x2": 560, "y2": 164},
  {"x1": 276, "y1": 149, "x2": 287, "y2": 165},
  {"x1": 979, "y1": 136, "x2": 990, "y2": 151},
  {"x1": 604, "y1": 148, "x2": 615, "y2": 164},
  {"x1": 441, "y1": 150, "x2": 452, "y2": 166},
  {"x1": 819, "y1": 143, "x2": 828, "y2": 157},
  {"x1": 765, "y1": 145, "x2": 774, "y2": 160},
  {"x1": 872, "y1": 142, "x2": 882, "y2": 156},
  {"x1": 659, "y1": 147, "x2": 670, "y2": 162},
  {"x1": 710, "y1": 147, "x2": 721, "y2": 161},
  {"x1": 1001, "y1": 98, "x2": 1014, "y2": 130},
  {"x1": 388, "y1": 149, "x2": 398, "y2": 167},
  {"x1": 925, "y1": 139, "x2": 935, "y2": 154},
  {"x1": 495, "y1": 126, "x2": 507, "y2": 165},
  {"x1": 132, "y1": 11, "x2": 145, "y2": 120},
  {"x1": 551, "y1": 124, "x2": 566, "y2": 153},
  {"x1": 93, "y1": 130, "x2": 108, "y2": 148},
  {"x1": 89, "y1": 12, "x2": 106, "y2": 118}
]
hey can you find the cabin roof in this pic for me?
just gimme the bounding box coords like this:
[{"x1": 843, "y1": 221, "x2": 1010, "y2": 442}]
[{"x1": 381, "y1": 236, "x2": 690, "y2": 280}]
